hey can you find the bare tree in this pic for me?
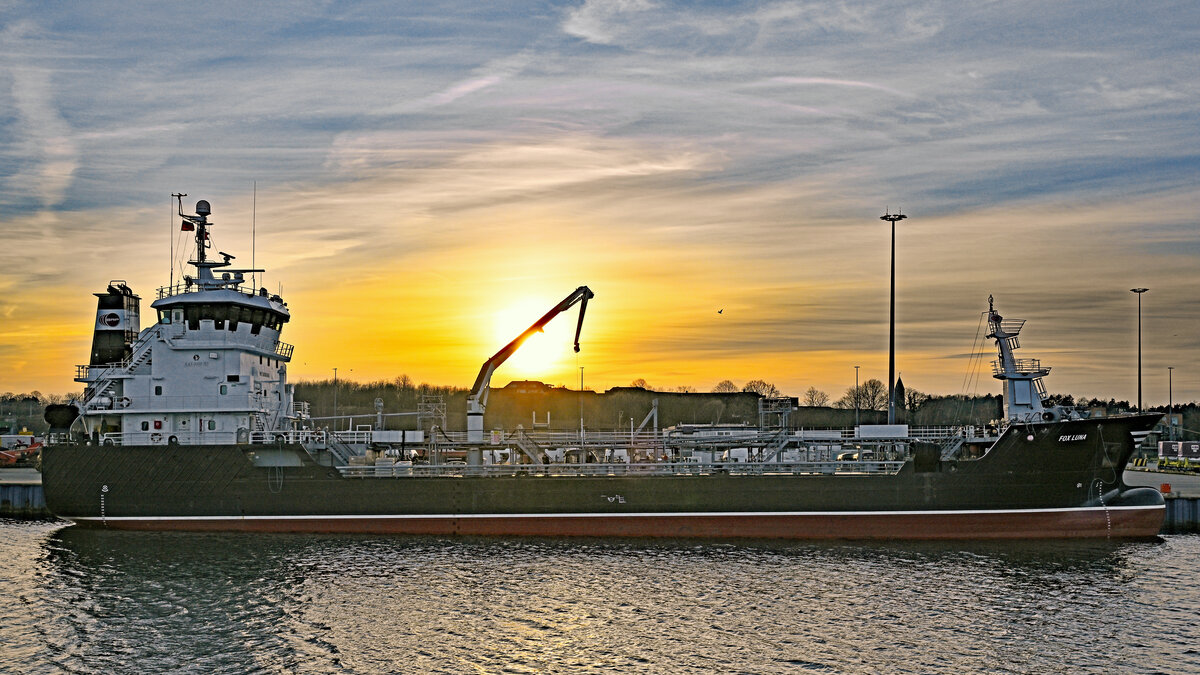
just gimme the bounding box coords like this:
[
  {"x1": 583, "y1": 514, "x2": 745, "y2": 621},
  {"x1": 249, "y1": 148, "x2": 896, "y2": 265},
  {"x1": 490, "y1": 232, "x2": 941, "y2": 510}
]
[
  {"x1": 835, "y1": 378, "x2": 888, "y2": 411},
  {"x1": 711, "y1": 380, "x2": 738, "y2": 393},
  {"x1": 864, "y1": 379, "x2": 888, "y2": 410},
  {"x1": 903, "y1": 388, "x2": 930, "y2": 423},
  {"x1": 904, "y1": 388, "x2": 930, "y2": 412},
  {"x1": 802, "y1": 386, "x2": 829, "y2": 407},
  {"x1": 741, "y1": 379, "x2": 781, "y2": 397},
  {"x1": 630, "y1": 378, "x2": 650, "y2": 390},
  {"x1": 675, "y1": 385, "x2": 696, "y2": 393}
]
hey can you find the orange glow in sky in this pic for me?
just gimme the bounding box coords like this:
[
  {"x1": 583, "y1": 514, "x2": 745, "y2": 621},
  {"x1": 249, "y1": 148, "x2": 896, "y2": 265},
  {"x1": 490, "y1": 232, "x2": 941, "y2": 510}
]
[{"x1": 1, "y1": 4, "x2": 1198, "y2": 405}]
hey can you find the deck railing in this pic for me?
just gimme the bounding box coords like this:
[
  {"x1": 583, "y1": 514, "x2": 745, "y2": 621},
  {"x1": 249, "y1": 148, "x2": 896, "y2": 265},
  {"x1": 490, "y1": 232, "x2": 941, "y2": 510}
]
[
  {"x1": 157, "y1": 282, "x2": 268, "y2": 300},
  {"x1": 99, "y1": 430, "x2": 243, "y2": 446},
  {"x1": 94, "y1": 428, "x2": 326, "y2": 446},
  {"x1": 337, "y1": 460, "x2": 907, "y2": 479},
  {"x1": 250, "y1": 429, "x2": 328, "y2": 445},
  {"x1": 992, "y1": 358, "x2": 1050, "y2": 375},
  {"x1": 274, "y1": 341, "x2": 294, "y2": 358},
  {"x1": 75, "y1": 361, "x2": 130, "y2": 381},
  {"x1": 435, "y1": 426, "x2": 961, "y2": 448}
]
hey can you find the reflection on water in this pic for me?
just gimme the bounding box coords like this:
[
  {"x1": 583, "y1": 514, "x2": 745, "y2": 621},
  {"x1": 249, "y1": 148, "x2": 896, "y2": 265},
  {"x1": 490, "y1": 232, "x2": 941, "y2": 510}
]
[{"x1": 2, "y1": 520, "x2": 1197, "y2": 674}]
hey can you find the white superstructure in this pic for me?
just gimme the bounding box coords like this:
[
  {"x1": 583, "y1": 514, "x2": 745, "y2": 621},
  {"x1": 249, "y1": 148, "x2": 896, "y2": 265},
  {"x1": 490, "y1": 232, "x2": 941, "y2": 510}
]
[{"x1": 74, "y1": 197, "x2": 301, "y2": 446}]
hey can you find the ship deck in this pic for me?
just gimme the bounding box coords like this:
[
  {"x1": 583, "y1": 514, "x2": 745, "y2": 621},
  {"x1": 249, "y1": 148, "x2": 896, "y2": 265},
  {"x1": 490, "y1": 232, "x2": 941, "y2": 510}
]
[{"x1": 335, "y1": 460, "x2": 907, "y2": 479}]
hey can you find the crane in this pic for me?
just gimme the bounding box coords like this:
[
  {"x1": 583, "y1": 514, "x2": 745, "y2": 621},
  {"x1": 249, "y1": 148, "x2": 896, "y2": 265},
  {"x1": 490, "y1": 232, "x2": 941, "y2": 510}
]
[{"x1": 466, "y1": 286, "x2": 594, "y2": 443}]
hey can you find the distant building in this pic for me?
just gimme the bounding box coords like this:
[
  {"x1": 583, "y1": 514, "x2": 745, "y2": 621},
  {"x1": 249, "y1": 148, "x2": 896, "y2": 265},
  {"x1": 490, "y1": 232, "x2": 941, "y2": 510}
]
[{"x1": 502, "y1": 380, "x2": 554, "y2": 395}]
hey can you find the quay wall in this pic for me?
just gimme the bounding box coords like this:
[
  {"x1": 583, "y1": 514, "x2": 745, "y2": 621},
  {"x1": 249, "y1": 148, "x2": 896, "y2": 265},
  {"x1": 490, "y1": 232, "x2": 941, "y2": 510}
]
[
  {"x1": 1163, "y1": 496, "x2": 1200, "y2": 534},
  {"x1": 0, "y1": 482, "x2": 48, "y2": 518}
]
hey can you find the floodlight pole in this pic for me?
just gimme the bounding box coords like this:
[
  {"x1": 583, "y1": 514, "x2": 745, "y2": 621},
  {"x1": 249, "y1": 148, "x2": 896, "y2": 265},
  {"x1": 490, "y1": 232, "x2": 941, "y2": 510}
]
[
  {"x1": 1130, "y1": 288, "x2": 1148, "y2": 410},
  {"x1": 881, "y1": 211, "x2": 907, "y2": 425}
]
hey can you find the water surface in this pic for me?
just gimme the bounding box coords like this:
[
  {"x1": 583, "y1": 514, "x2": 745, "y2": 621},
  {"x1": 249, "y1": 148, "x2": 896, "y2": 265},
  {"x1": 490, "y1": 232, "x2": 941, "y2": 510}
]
[{"x1": 2, "y1": 520, "x2": 1196, "y2": 673}]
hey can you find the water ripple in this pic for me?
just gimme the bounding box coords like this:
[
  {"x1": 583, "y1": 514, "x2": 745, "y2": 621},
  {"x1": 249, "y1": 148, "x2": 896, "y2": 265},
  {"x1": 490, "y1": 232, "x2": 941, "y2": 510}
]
[{"x1": 1, "y1": 521, "x2": 1197, "y2": 674}]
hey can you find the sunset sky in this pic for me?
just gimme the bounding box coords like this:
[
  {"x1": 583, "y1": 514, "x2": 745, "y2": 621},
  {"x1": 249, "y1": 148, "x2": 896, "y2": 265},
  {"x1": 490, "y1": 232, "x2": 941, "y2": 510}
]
[{"x1": 2, "y1": 1, "x2": 1198, "y2": 406}]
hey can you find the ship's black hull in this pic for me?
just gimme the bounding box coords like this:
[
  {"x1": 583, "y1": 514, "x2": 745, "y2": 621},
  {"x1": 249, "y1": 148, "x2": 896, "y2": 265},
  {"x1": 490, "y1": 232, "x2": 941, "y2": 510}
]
[{"x1": 41, "y1": 415, "x2": 1166, "y2": 539}]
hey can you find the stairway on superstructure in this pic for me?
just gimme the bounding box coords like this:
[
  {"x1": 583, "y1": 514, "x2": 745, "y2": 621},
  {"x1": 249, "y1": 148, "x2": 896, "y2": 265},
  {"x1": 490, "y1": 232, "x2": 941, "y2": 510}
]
[{"x1": 326, "y1": 435, "x2": 357, "y2": 466}]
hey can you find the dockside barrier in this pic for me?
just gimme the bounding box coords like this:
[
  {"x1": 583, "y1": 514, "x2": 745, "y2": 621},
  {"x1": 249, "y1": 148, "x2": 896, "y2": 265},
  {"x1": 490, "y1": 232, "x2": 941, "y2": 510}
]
[
  {"x1": 2, "y1": 479, "x2": 1199, "y2": 533},
  {"x1": 0, "y1": 482, "x2": 49, "y2": 518},
  {"x1": 1162, "y1": 496, "x2": 1200, "y2": 534}
]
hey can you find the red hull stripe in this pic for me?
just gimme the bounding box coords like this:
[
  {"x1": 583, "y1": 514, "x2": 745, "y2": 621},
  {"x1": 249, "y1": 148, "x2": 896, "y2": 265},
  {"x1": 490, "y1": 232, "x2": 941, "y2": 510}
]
[
  {"x1": 77, "y1": 504, "x2": 1162, "y2": 520},
  {"x1": 70, "y1": 505, "x2": 1165, "y2": 539}
]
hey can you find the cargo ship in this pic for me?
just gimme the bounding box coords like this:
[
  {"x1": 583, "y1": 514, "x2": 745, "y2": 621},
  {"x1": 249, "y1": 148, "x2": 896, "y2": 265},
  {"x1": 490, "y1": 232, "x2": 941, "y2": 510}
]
[{"x1": 41, "y1": 197, "x2": 1166, "y2": 539}]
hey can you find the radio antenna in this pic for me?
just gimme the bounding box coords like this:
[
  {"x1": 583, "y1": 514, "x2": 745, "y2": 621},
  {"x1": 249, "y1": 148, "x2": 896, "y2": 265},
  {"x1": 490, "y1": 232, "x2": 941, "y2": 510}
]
[{"x1": 170, "y1": 192, "x2": 187, "y2": 290}]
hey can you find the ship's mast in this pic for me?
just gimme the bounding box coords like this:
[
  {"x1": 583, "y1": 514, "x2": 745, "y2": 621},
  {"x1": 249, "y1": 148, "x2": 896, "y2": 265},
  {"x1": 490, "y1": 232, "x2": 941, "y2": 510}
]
[
  {"x1": 174, "y1": 194, "x2": 263, "y2": 291},
  {"x1": 986, "y1": 295, "x2": 1051, "y2": 422}
]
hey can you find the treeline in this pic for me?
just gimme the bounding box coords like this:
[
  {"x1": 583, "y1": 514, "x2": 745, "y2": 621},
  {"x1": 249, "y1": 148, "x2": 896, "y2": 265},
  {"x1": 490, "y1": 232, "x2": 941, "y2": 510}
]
[
  {"x1": 297, "y1": 379, "x2": 1008, "y2": 432},
  {"x1": 271, "y1": 380, "x2": 1200, "y2": 436},
  {"x1": 291, "y1": 379, "x2": 765, "y2": 432},
  {"x1": 0, "y1": 392, "x2": 73, "y2": 436},
  {"x1": 294, "y1": 375, "x2": 464, "y2": 428},
  {"x1": 6, "y1": 382, "x2": 1198, "y2": 439}
]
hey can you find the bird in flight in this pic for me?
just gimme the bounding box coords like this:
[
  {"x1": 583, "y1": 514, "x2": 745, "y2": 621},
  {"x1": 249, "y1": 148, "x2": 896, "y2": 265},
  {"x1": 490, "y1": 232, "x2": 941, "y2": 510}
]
[{"x1": 717, "y1": 309, "x2": 723, "y2": 314}]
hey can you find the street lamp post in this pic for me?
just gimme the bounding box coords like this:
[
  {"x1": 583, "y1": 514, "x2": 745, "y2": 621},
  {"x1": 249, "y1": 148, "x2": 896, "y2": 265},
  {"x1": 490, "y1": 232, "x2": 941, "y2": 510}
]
[
  {"x1": 1130, "y1": 288, "x2": 1148, "y2": 410},
  {"x1": 881, "y1": 210, "x2": 907, "y2": 425},
  {"x1": 1168, "y1": 366, "x2": 1174, "y2": 441},
  {"x1": 333, "y1": 367, "x2": 338, "y2": 427},
  {"x1": 854, "y1": 365, "x2": 860, "y2": 429}
]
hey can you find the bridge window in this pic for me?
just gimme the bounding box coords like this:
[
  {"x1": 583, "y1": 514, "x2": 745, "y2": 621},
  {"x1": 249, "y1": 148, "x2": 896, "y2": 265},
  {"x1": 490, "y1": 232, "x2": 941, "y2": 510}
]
[{"x1": 249, "y1": 309, "x2": 265, "y2": 335}]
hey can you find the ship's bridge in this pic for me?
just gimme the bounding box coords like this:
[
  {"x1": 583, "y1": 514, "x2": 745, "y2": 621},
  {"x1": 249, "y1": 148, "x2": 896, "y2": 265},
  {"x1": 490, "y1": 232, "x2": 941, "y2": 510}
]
[{"x1": 152, "y1": 285, "x2": 290, "y2": 344}]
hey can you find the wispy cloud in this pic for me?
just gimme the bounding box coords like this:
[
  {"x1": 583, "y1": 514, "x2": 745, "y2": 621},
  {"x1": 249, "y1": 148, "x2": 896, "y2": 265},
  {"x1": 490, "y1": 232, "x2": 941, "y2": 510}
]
[
  {"x1": 562, "y1": 0, "x2": 658, "y2": 45},
  {"x1": 0, "y1": 1, "x2": 1197, "y2": 402},
  {"x1": 760, "y1": 76, "x2": 912, "y2": 98},
  {"x1": 401, "y1": 51, "x2": 536, "y2": 111},
  {"x1": 1, "y1": 20, "x2": 78, "y2": 207}
]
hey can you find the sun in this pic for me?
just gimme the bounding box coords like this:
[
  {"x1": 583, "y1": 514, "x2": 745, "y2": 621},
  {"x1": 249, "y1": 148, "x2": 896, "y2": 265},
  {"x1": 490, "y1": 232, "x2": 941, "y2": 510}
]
[{"x1": 488, "y1": 298, "x2": 577, "y2": 382}]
